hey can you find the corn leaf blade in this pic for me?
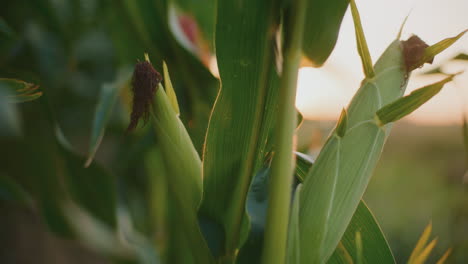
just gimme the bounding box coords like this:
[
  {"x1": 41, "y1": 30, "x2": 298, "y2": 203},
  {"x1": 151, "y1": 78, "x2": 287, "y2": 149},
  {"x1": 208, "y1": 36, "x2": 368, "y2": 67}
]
[
  {"x1": 201, "y1": 0, "x2": 280, "y2": 257},
  {"x1": 150, "y1": 86, "x2": 213, "y2": 263},
  {"x1": 295, "y1": 154, "x2": 394, "y2": 264},
  {"x1": 298, "y1": 39, "x2": 408, "y2": 263},
  {"x1": 376, "y1": 75, "x2": 455, "y2": 125},
  {"x1": 302, "y1": 0, "x2": 349, "y2": 66},
  {"x1": 328, "y1": 202, "x2": 395, "y2": 264},
  {"x1": 418, "y1": 30, "x2": 467, "y2": 67}
]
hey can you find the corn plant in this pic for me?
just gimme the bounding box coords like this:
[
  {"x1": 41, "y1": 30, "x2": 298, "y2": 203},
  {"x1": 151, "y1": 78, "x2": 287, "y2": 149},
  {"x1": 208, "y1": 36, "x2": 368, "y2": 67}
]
[{"x1": 0, "y1": 0, "x2": 466, "y2": 264}]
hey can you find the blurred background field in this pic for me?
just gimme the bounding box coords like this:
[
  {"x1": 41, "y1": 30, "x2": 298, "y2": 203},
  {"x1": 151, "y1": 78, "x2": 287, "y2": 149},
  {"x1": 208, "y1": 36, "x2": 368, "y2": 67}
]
[{"x1": 1, "y1": 0, "x2": 468, "y2": 263}]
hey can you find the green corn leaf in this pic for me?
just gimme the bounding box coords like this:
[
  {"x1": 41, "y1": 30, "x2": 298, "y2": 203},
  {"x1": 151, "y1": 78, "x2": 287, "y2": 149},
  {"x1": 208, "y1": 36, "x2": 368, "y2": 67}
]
[
  {"x1": 295, "y1": 154, "x2": 394, "y2": 264},
  {"x1": 56, "y1": 127, "x2": 117, "y2": 229},
  {"x1": 376, "y1": 75, "x2": 456, "y2": 125},
  {"x1": 0, "y1": 78, "x2": 42, "y2": 103},
  {"x1": 200, "y1": 0, "x2": 281, "y2": 259},
  {"x1": 163, "y1": 61, "x2": 180, "y2": 115},
  {"x1": 349, "y1": 0, "x2": 375, "y2": 78},
  {"x1": 416, "y1": 30, "x2": 468, "y2": 69},
  {"x1": 328, "y1": 202, "x2": 395, "y2": 264},
  {"x1": 150, "y1": 85, "x2": 213, "y2": 263},
  {"x1": 85, "y1": 67, "x2": 133, "y2": 167},
  {"x1": 302, "y1": 0, "x2": 349, "y2": 66}
]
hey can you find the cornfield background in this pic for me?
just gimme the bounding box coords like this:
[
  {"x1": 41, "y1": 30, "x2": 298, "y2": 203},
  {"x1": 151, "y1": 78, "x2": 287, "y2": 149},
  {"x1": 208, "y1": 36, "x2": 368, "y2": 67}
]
[{"x1": 1, "y1": 0, "x2": 467, "y2": 263}]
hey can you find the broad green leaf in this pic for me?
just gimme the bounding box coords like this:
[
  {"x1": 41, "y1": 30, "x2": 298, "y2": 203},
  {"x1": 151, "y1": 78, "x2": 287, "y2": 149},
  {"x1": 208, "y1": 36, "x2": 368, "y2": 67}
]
[
  {"x1": 163, "y1": 61, "x2": 180, "y2": 115},
  {"x1": 298, "y1": 39, "x2": 408, "y2": 263},
  {"x1": 0, "y1": 175, "x2": 32, "y2": 206},
  {"x1": 302, "y1": 0, "x2": 348, "y2": 66},
  {"x1": 295, "y1": 153, "x2": 395, "y2": 264},
  {"x1": 328, "y1": 202, "x2": 395, "y2": 264},
  {"x1": 376, "y1": 75, "x2": 455, "y2": 125},
  {"x1": 57, "y1": 128, "x2": 117, "y2": 229},
  {"x1": 150, "y1": 86, "x2": 213, "y2": 263},
  {"x1": 85, "y1": 67, "x2": 133, "y2": 167},
  {"x1": 0, "y1": 78, "x2": 42, "y2": 103},
  {"x1": 349, "y1": 0, "x2": 375, "y2": 78},
  {"x1": 201, "y1": 0, "x2": 281, "y2": 258}
]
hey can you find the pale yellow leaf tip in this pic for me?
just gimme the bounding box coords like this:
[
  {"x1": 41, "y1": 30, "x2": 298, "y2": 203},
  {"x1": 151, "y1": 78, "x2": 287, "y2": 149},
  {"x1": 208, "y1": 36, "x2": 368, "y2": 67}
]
[
  {"x1": 163, "y1": 61, "x2": 180, "y2": 115},
  {"x1": 409, "y1": 221, "x2": 432, "y2": 263}
]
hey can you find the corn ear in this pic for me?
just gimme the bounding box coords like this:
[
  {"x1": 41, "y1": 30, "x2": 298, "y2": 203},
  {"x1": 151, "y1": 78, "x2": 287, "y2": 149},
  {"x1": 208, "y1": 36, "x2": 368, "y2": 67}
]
[
  {"x1": 297, "y1": 6, "x2": 465, "y2": 261},
  {"x1": 150, "y1": 85, "x2": 213, "y2": 263},
  {"x1": 151, "y1": 84, "x2": 202, "y2": 209}
]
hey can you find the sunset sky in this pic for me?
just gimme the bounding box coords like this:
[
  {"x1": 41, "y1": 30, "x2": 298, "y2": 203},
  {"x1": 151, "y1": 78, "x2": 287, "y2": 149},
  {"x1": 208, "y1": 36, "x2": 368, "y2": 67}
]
[{"x1": 295, "y1": 0, "x2": 468, "y2": 125}]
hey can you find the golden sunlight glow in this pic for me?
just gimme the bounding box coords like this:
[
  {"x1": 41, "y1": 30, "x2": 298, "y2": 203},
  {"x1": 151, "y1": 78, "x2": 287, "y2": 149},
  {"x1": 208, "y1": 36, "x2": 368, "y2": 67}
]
[{"x1": 295, "y1": 0, "x2": 468, "y2": 125}]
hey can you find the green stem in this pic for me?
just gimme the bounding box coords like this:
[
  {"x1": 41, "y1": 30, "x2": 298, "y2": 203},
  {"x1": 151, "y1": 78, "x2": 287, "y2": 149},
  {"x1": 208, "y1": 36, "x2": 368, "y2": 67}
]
[{"x1": 261, "y1": 0, "x2": 307, "y2": 263}]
